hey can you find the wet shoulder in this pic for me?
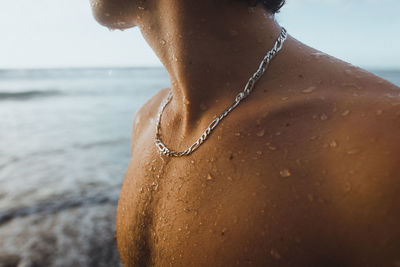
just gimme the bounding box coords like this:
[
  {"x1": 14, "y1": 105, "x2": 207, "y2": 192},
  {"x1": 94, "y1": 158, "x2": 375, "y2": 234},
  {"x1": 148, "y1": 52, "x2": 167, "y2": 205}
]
[
  {"x1": 131, "y1": 88, "x2": 170, "y2": 149},
  {"x1": 229, "y1": 62, "x2": 400, "y2": 183}
]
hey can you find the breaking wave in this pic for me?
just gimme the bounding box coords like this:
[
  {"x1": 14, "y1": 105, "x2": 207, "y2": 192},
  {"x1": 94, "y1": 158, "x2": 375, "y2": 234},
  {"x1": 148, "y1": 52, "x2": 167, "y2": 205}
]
[{"x1": 0, "y1": 89, "x2": 61, "y2": 100}]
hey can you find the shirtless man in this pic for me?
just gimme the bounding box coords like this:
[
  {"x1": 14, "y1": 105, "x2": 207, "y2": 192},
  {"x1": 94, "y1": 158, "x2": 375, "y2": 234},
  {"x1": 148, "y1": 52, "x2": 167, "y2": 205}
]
[{"x1": 90, "y1": 0, "x2": 400, "y2": 266}]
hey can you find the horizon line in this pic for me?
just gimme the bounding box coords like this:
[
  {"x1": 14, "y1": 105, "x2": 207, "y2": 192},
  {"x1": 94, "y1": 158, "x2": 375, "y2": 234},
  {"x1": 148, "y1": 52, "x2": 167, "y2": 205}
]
[{"x1": 1, "y1": 65, "x2": 400, "y2": 72}]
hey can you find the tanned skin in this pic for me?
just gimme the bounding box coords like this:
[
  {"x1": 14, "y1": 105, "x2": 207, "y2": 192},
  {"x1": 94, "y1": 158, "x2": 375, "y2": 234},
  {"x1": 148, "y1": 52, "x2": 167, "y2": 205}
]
[{"x1": 91, "y1": 0, "x2": 400, "y2": 266}]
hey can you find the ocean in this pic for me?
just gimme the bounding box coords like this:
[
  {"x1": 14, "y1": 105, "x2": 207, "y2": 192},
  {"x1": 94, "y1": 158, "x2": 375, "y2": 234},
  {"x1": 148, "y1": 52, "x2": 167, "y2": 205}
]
[
  {"x1": 0, "y1": 68, "x2": 170, "y2": 266},
  {"x1": 0, "y1": 68, "x2": 170, "y2": 212},
  {"x1": 0, "y1": 67, "x2": 399, "y2": 266}
]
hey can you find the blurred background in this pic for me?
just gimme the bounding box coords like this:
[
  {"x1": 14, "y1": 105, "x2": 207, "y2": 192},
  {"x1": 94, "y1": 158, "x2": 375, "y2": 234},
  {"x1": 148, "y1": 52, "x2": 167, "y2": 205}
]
[{"x1": 0, "y1": 0, "x2": 399, "y2": 266}]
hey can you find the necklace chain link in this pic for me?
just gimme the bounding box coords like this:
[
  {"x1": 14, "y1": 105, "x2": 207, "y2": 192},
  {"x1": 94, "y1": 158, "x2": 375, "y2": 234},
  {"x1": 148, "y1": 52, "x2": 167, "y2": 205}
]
[{"x1": 154, "y1": 28, "x2": 288, "y2": 157}]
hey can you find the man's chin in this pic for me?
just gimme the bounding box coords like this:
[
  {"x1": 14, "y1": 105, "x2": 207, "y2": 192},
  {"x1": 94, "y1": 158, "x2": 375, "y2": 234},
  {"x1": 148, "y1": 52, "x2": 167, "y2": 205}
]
[
  {"x1": 89, "y1": 0, "x2": 136, "y2": 30},
  {"x1": 91, "y1": 11, "x2": 136, "y2": 30}
]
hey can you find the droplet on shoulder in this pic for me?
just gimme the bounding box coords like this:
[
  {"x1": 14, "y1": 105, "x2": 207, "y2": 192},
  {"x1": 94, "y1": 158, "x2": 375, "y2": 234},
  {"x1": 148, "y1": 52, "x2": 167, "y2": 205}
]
[
  {"x1": 329, "y1": 140, "x2": 338, "y2": 148},
  {"x1": 301, "y1": 86, "x2": 316, "y2": 94},
  {"x1": 347, "y1": 149, "x2": 359, "y2": 155},
  {"x1": 280, "y1": 169, "x2": 291, "y2": 178},
  {"x1": 256, "y1": 129, "x2": 265, "y2": 137},
  {"x1": 311, "y1": 52, "x2": 325, "y2": 59},
  {"x1": 266, "y1": 143, "x2": 277, "y2": 151},
  {"x1": 270, "y1": 249, "x2": 281, "y2": 260},
  {"x1": 342, "y1": 83, "x2": 362, "y2": 90},
  {"x1": 320, "y1": 114, "x2": 328, "y2": 121},
  {"x1": 207, "y1": 173, "x2": 213, "y2": 180},
  {"x1": 376, "y1": 110, "x2": 383, "y2": 115},
  {"x1": 341, "y1": 110, "x2": 351, "y2": 117}
]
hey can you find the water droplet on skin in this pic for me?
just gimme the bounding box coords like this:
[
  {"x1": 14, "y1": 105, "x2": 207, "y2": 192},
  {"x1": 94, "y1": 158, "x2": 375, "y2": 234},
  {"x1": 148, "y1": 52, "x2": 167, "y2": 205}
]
[
  {"x1": 281, "y1": 96, "x2": 289, "y2": 101},
  {"x1": 384, "y1": 92, "x2": 400, "y2": 99},
  {"x1": 301, "y1": 86, "x2": 316, "y2": 94},
  {"x1": 138, "y1": 6, "x2": 145, "y2": 10},
  {"x1": 280, "y1": 169, "x2": 291, "y2": 178},
  {"x1": 256, "y1": 151, "x2": 263, "y2": 155},
  {"x1": 376, "y1": 110, "x2": 383, "y2": 115},
  {"x1": 311, "y1": 52, "x2": 325, "y2": 59},
  {"x1": 207, "y1": 173, "x2": 213, "y2": 180},
  {"x1": 342, "y1": 83, "x2": 362, "y2": 90},
  {"x1": 309, "y1": 136, "x2": 318, "y2": 141},
  {"x1": 320, "y1": 114, "x2": 328, "y2": 121},
  {"x1": 266, "y1": 143, "x2": 277, "y2": 151},
  {"x1": 139, "y1": 187, "x2": 144, "y2": 193},
  {"x1": 329, "y1": 140, "x2": 338, "y2": 148},
  {"x1": 341, "y1": 110, "x2": 351, "y2": 116},
  {"x1": 235, "y1": 132, "x2": 241, "y2": 137},
  {"x1": 275, "y1": 132, "x2": 281, "y2": 136},
  {"x1": 256, "y1": 129, "x2": 265, "y2": 137},
  {"x1": 191, "y1": 160, "x2": 195, "y2": 164},
  {"x1": 347, "y1": 149, "x2": 359, "y2": 155},
  {"x1": 160, "y1": 39, "x2": 166, "y2": 46},
  {"x1": 270, "y1": 249, "x2": 281, "y2": 260},
  {"x1": 345, "y1": 69, "x2": 353, "y2": 75}
]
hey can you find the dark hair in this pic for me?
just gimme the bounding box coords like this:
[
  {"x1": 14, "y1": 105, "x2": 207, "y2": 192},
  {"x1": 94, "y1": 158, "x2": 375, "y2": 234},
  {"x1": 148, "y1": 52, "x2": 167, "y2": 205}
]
[{"x1": 247, "y1": 0, "x2": 286, "y2": 13}]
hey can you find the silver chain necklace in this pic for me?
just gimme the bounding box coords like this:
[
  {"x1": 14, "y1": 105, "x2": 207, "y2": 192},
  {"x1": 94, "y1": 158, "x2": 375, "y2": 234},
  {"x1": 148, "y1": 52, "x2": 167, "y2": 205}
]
[{"x1": 154, "y1": 27, "x2": 288, "y2": 157}]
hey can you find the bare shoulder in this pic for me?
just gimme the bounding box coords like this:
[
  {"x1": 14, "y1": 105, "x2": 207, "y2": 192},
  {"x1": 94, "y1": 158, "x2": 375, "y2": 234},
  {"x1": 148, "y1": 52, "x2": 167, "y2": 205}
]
[
  {"x1": 228, "y1": 58, "x2": 400, "y2": 264},
  {"x1": 130, "y1": 88, "x2": 170, "y2": 149}
]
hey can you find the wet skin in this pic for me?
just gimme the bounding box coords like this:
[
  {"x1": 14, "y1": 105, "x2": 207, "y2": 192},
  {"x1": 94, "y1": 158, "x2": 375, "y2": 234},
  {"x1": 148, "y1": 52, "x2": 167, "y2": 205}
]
[{"x1": 91, "y1": 0, "x2": 400, "y2": 266}]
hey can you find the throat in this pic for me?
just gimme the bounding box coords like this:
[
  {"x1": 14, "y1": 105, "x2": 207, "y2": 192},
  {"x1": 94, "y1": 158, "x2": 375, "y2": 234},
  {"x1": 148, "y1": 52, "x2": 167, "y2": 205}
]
[{"x1": 139, "y1": 1, "x2": 285, "y2": 126}]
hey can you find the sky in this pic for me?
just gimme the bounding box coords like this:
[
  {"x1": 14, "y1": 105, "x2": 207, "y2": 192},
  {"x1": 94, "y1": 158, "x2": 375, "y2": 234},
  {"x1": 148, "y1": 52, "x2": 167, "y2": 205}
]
[{"x1": 0, "y1": 0, "x2": 399, "y2": 69}]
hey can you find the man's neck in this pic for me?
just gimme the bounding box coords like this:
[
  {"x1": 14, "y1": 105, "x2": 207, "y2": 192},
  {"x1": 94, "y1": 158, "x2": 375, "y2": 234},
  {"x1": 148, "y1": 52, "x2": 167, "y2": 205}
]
[{"x1": 138, "y1": 0, "x2": 285, "y2": 129}]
